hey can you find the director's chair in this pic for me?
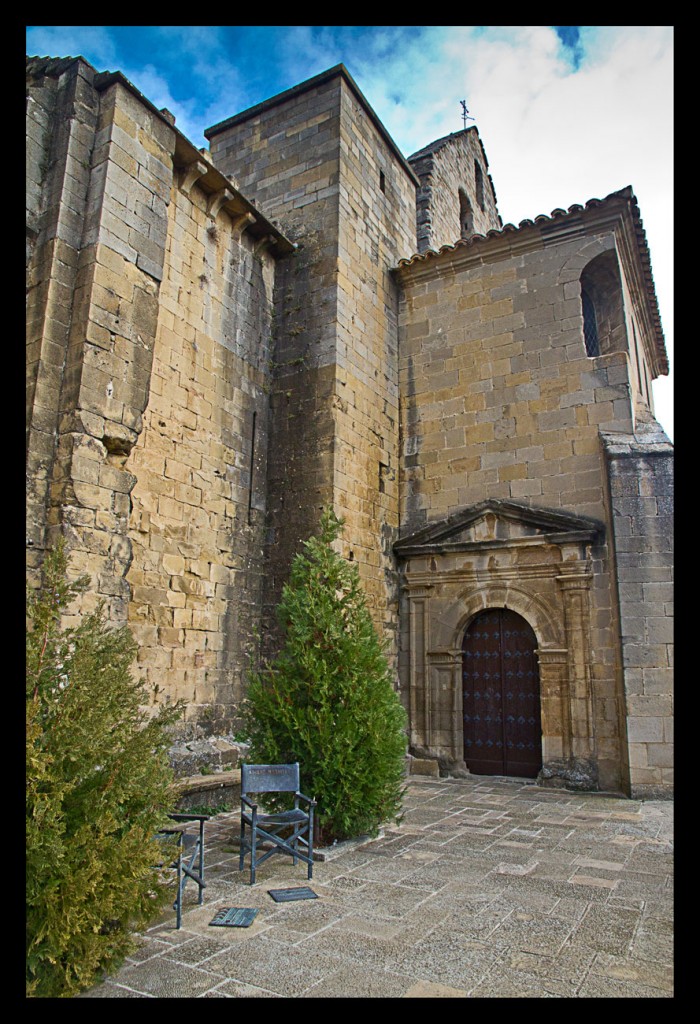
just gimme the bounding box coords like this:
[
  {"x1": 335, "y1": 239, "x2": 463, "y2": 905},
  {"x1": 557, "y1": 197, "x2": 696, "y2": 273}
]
[{"x1": 238, "y1": 763, "x2": 316, "y2": 885}]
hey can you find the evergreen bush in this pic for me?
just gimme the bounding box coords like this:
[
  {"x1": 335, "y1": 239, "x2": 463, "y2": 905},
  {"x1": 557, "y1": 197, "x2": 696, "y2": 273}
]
[
  {"x1": 26, "y1": 542, "x2": 184, "y2": 998},
  {"x1": 241, "y1": 507, "x2": 407, "y2": 844}
]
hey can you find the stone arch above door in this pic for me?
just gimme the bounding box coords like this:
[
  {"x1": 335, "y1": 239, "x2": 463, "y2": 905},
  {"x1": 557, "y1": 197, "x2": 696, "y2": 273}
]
[
  {"x1": 395, "y1": 499, "x2": 605, "y2": 788},
  {"x1": 443, "y1": 581, "x2": 565, "y2": 652}
]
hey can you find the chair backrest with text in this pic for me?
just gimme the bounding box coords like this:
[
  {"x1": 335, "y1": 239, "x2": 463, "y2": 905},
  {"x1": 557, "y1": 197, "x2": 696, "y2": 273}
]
[{"x1": 241, "y1": 763, "x2": 300, "y2": 797}]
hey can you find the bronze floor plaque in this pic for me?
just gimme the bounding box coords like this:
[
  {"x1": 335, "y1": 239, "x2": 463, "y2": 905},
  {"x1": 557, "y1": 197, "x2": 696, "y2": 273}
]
[
  {"x1": 267, "y1": 887, "x2": 318, "y2": 902},
  {"x1": 209, "y1": 907, "x2": 259, "y2": 927}
]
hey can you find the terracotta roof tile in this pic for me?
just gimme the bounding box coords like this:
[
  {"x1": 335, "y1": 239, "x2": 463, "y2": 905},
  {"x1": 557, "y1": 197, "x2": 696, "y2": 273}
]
[{"x1": 395, "y1": 188, "x2": 668, "y2": 374}]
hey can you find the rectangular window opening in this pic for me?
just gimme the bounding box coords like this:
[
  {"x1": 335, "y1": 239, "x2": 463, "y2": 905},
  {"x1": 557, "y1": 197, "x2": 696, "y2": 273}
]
[
  {"x1": 247, "y1": 410, "x2": 257, "y2": 524},
  {"x1": 379, "y1": 461, "x2": 388, "y2": 493}
]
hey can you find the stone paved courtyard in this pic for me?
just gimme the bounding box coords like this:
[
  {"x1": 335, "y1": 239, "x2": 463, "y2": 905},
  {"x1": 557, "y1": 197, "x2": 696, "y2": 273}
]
[{"x1": 79, "y1": 774, "x2": 673, "y2": 998}]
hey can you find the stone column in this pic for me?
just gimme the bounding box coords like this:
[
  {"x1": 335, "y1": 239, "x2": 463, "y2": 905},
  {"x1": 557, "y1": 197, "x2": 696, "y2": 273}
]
[
  {"x1": 449, "y1": 647, "x2": 467, "y2": 770},
  {"x1": 545, "y1": 562, "x2": 599, "y2": 789},
  {"x1": 427, "y1": 649, "x2": 460, "y2": 763},
  {"x1": 406, "y1": 583, "x2": 432, "y2": 748},
  {"x1": 536, "y1": 648, "x2": 570, "y2": 762}
]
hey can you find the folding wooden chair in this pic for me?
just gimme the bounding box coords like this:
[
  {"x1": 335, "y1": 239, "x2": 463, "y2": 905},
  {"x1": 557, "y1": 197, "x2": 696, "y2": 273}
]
[{"x1": 238, "y1": 763, "x2": 316, "y2": 885}]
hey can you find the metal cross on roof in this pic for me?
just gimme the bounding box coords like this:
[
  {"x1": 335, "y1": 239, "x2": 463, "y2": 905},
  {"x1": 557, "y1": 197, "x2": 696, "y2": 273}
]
[{"x1": 460, "y1": 100, "x2": 475, "y2": 128}]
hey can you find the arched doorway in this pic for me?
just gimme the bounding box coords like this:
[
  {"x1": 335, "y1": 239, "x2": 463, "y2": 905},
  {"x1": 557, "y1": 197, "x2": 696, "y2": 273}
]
[{"x1": 462, "y1": 608, "x2": 542, "y2": 778}]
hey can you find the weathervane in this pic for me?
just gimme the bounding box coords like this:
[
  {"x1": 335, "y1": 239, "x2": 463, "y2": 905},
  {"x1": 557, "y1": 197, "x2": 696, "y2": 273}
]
[{"x1": 460, "y1": 100, "x2": 475, "y2": 128}]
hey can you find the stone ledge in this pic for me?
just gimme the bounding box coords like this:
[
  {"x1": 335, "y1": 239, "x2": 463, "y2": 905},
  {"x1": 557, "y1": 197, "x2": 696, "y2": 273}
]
[{"x1": 172, "y1": 769, "x2": 241, "y2": 810}]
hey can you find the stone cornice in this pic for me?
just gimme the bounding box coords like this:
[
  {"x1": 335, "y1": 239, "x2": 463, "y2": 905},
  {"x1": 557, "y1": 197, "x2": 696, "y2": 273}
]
[
  {"x1": 395, "y1": 499, "x2": 604, "y2": 558},
  {"x1": 171, "y1": 139, "x2": 295, "y2": 257},
  {"x1": 27, "y1": 55, "x2": 295, "y2": 258},
  {"x1": 401, "y1": 561, "x2": 592, "y2": 588},
  {"x1": 393, "y1": 188, "x2": 667, "y2": 376}
]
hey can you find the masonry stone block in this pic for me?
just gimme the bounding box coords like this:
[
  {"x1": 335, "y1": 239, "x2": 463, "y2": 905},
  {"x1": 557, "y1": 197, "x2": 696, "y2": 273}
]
[{"x1": 27, "y1": 57, "x2": 672, "y2": 790}]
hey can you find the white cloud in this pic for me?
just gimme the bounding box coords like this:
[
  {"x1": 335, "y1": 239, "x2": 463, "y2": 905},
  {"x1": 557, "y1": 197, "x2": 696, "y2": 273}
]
[
  {"x1": 347, "y1": 25, "x2": 673, "y2": 437},
  {"x1": 26, "y1": 25, "x2": 119, "y2": 65},
  {"x1": 25, "y1": 25, "x2": 673, "y2": 438}
]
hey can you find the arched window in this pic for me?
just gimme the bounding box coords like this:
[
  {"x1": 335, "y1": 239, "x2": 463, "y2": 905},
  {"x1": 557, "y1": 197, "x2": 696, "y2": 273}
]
[
  {"x1": 459, "y1": 188, "x2": 473, "y2": 238},
  {"x1": 581, "y1": 289, "x2": 599, "y2": 356},
  {"x1": 474, "y1": 160, "x2": 485, "y2": 211},
  {"x1": 579, "y1": 250, "x2": 626, "y2": 358}
]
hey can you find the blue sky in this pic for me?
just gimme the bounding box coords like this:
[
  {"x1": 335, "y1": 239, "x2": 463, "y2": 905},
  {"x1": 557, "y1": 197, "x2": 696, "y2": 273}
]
[{"x1": 26, "y1": 25, "x2": 673, "y2": 438}]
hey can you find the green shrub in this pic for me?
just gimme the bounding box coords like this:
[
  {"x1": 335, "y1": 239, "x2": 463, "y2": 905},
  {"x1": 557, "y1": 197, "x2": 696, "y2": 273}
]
[
  {"x1": 240, "y1": 507, "x2": 407, "y2": 844},
  {"x1": 26, "y1": 542, "x2": 184, "y2": 998},
  {"x1": 184, "y1": 803, "x2": 232, "y2": 816}
]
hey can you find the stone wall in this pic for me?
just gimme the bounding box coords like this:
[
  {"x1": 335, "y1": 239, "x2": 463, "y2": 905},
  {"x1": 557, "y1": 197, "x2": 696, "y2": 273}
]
[
  {"x1": 26, "y1": 57, "x2": 288, "y2": 744},
  {"x1": 27, "y1": 58, "x2": 102, "y2": 587},
  {"x1": 394, "y1": 206, "x2": 642, "y2": 791},
  {"x1": 125, "y1": 169, "x2": 277, "y2": 738},
  {"x1": 207, "y1": 66, "x2": 417, "y2": 659},
  {"x1": 601, "y1": 423, "x2": 674, "y2": 797},
  {"x1": 332, "y1": 75, "x2": 417, "y2": 648},
  {"x1": 26, "y1": 60, "x2": 174, "y2": 628},
  {"x1": 207, "y1": 73, "x2": 344, "y2": 652},
  {"x1": 409, "y1": 128, "x2": 501, "y2": 253}
]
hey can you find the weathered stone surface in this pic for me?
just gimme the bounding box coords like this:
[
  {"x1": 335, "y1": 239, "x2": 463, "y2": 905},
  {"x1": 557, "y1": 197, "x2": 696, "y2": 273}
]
[
  {"x1": 27, "y1": 59, "x2": 672, "y2": 795},
  {"x1": 539, "y1": 757, "x2": 600, "y2": 791}
]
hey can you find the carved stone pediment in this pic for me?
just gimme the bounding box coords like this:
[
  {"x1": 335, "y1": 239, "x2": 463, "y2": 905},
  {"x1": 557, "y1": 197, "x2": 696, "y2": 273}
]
[{"x1": 394, "y1": 499, "x2": 603, "y2": 557}]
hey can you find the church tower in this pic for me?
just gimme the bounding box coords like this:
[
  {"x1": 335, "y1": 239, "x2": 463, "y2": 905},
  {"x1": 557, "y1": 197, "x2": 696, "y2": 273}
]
[
  {"x1": 206, "y1": 66, "x2": 418, "y2": 657},
  {"x1": 408, "y1": 128, "x2": 502, "y2": 252}
]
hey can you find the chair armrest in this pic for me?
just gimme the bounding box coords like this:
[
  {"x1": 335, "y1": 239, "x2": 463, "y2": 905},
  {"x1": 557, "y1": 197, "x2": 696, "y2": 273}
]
[
  {"x1": 168, "y1": 813, "x2": 210, "y2": 822},
  {"x1": 295, "y1": 791, "x2": 316, "y2": 807},
  {"x1": 240, "y1": 795, "x2": 258, "y2": 811}
]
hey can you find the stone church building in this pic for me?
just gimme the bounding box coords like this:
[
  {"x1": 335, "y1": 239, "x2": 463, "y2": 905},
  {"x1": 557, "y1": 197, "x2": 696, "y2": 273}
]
[{"x1": 26, "y1": 57, "x2": 673, "y2": 798}]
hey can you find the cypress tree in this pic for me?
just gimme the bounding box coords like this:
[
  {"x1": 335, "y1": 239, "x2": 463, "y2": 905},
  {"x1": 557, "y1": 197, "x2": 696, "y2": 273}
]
[
  {"x1": 26, "y1": 542, "x2": 184, "y2": 997},
  {"x1": 241, "y1": 508, "x2": 407, "y2": 844}
]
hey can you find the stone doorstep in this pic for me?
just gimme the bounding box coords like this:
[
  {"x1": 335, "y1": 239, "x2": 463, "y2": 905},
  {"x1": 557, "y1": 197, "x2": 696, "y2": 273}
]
[{"x1": 313, "y1": 828, "x2": 385, "y2": 861}]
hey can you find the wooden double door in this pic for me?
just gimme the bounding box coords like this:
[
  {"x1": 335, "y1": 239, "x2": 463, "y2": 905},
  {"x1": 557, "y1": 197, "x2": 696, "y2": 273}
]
[{"x1": 462, "y1": 608, "x2": 542, "y2": 778}]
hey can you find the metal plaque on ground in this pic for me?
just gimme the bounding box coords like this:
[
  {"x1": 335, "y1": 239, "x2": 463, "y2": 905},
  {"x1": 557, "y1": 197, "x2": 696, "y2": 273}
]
[
  {"x1": 267, "y1": 887, "x2": 318, "y2": 902},
  {"x1": 209, "y1": 907, "x2": 259, "y2": 928}
]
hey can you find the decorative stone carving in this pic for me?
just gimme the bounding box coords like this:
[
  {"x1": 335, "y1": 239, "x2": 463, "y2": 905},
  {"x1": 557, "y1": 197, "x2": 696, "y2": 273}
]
[{"x1": 395, "y1": 500, "x2": 604, "y2": 788}]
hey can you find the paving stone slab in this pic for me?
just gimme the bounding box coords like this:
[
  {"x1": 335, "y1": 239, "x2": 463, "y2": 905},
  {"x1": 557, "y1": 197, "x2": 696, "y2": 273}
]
[
  {"x1": 95, "y1": 957, "x2": 225, "y2": 998},
  {"x1": 578, "y1": 974, "x2": 673, "y2": 998},
  {"x1": 201, "y1": 980, "x2": 282, "y2": 997},
  {"x1": 469, "y1": 965, "x2": 579, "y2": 998},
  {"x1": 402, "y1": 979, "x2": 469, "y2": 997},
  {"x1": 201, "y1": 938, "x2": 340, "y2": 997},
  {"x1": 76, "y1": 981, "x2": 154, "y2": 998},
  {"x1": 301, "y1": 964, "x2": 414, "y2": 998},
  {"x1": 486, "y1": 911, "x2": 574, "y2": 955},
  {"x1": 590, "y1": 951, "x2": 674, "y2": 993},
  {"x1": 77, "y1": 777, "x2": 673, "y2": 999},
  {"x1": 630, "y1": 923, "x2": 674, "y2": 963},
  {"x1": 161, "y1": 935, "x2": 232, "y2": 966},
  {"x1": 388, "y1": 937, "x2": 505, "y2": 992},
  {"x1": 569, "y1": 905, "x2": 640, "y2": 956},
  {"x1": 338, "y1": 879, "x2": 435, "y2": 918},
  {"x1": 504, "y1": 943, "x2": 597, "y2": 984}
]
